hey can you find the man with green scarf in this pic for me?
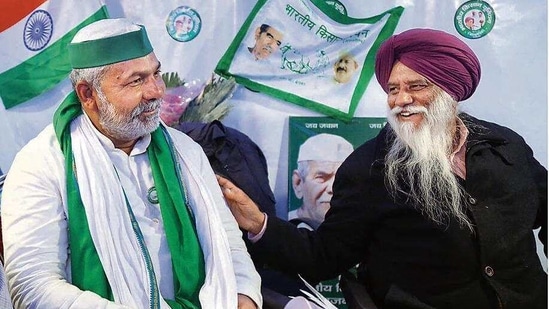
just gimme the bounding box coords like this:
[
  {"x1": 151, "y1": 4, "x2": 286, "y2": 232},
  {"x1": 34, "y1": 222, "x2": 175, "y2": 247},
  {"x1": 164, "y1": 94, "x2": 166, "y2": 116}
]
[{"x1": 1, "y1": 18, "x2": 261, "y2": 309}]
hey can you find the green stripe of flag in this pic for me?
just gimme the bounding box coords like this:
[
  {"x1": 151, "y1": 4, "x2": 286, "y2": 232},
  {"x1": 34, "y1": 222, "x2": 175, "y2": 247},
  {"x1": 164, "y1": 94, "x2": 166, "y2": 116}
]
[{"x1": 0, "y1": 6, "x2": 109, "y2": 109}]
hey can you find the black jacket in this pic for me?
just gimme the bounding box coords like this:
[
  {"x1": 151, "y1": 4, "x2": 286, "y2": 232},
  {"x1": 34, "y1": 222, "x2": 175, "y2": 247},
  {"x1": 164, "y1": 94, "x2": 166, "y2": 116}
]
[
  {"x1": 253, "y1": 114, "x2": 547, "y2": 309},
  {"x1": 176, "y1": 120, "x2": 276, "y2": 217}
]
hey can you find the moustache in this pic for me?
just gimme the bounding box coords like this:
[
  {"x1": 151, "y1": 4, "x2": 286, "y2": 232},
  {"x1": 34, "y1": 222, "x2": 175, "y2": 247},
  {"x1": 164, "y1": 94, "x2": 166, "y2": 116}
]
[
  {"x1": 390, "y1": 105, "x2": 428, "y2": 116},
  {"x1": 131, "y1": 99, "x2": 162, "y2": 118}
]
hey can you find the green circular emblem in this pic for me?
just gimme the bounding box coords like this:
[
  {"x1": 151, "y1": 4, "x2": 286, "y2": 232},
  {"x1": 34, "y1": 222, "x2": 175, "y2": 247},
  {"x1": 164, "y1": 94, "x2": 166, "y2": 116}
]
[
  {"x1": 166, "y1": 6, "x2": 202, "y2": 42},
  {"x1": 324, "y1": 0, "x2": 348, "y2": 16},
  {"x1": 147, "y1": 186, "x2": 159, "y2": 204},
  {"x1": 454, "y1": 0, "x2": 495, "y2": 39}
]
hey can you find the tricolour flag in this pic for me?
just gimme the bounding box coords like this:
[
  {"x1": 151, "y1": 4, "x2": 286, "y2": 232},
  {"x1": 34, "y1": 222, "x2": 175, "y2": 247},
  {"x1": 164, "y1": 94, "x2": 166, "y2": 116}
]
[{"x1": 0, "y1": 0, "x2": 108, "y2": 109}]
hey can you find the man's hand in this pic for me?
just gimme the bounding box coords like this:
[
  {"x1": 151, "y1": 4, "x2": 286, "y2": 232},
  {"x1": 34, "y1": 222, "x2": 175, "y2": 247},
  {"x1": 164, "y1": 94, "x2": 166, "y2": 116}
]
[
  {"x1": 237, "y1": 293, "x2": 258, "y2": 309},
  {"x1": 217, "y1": 175, "x2": 266, "y2": 234}
]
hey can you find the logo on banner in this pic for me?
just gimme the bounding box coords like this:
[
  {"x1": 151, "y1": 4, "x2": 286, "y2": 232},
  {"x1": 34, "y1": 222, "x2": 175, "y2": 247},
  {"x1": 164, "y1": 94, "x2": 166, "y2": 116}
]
[
  {"x1": 23, "y1": 10, "x2": 54, "y2": 51},
  {"x1": 454, "y1": 0, "x2": 495, "y2": 39},
  {"x1": 324, "y1": 0, "x2": 348, "y2": 16},
  {"x1": 166, "y1": 6, "x2": 202, "y2": 42}
]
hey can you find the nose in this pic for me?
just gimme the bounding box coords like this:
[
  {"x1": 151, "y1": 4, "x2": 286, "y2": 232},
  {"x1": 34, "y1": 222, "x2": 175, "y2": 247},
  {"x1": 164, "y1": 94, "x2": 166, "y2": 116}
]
[
  {"x1": 392, "y1": 89, "x2": 413, "y2": 108},
  {"x1": 325, "y1": 176, "x2": 335, "y2": 194},
  {"x1": 143, "y1": 76, "x2": 165, "y2": 101}
]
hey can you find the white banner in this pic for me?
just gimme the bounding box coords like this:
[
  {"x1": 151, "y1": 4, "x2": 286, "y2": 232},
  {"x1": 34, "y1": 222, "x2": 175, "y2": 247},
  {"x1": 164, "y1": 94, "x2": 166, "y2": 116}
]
[
  {"x1": 216, "y1": 0, "x2": 404, "y2": 120},
  {"x1": 1, "y1": 1, "x2": 546, "y2": 224}
]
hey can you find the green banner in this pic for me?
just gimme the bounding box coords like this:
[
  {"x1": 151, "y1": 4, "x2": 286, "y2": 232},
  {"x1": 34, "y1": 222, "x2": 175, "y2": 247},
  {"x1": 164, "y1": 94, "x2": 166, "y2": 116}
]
[{"x1": 288, "y1": 116, "x2": 386, "y2": 308}]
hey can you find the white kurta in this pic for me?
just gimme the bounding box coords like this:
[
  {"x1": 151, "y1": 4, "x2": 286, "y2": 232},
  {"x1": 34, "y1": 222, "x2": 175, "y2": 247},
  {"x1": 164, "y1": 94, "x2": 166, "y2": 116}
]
[{"x1": 1, "y1": 117, "x2": 261, "y2": 308}]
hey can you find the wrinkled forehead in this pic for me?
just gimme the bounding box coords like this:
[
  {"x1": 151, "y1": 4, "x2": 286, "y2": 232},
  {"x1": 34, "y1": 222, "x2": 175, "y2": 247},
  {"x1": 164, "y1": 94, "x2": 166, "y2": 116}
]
[
  {"x1": 305, "y1": 160, "x2": 343, "y2": 171},
  {"x1": 388, "y1": 61, "x2": 430, "y2": 84}
]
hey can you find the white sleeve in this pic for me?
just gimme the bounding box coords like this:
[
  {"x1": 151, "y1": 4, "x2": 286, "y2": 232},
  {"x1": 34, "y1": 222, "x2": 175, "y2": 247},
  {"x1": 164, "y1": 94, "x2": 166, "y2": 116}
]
[
  {"x1": 1, "y1": 127, "x2": 128, "y2": 309},
  {"x1": 168, "y1": 127, "x2": 263, "y2": 307},
  {"x1": 202, "y1": 165, "x2": 263, "y2": 307}
]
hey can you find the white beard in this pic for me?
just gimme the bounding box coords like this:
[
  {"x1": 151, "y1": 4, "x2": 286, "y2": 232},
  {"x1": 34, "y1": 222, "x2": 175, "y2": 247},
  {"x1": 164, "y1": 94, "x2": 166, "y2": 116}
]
[
  {"x1": 385, "y1": 89, "x2": 473, "y2": 230},
  {"x1": 96, "y1": 87, "x2": 161, "y2": 141}
]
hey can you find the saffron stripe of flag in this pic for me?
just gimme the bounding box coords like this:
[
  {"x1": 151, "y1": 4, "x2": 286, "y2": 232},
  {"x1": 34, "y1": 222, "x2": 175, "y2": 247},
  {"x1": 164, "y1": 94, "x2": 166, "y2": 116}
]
[
  {"x1": 0, "y1": 0, "x2": 48, "y2": 32},
  {"x1": 0, "y1": 2, "x2": 108, "y2": 109}
]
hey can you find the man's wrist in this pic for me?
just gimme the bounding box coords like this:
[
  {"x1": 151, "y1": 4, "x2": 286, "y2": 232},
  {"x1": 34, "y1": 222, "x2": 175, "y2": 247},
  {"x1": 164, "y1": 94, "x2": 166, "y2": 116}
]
[
  {"x1": 250, "y1": 212, "x2": 266, "y2": 235},
  {"x1": 248, "y1": 213, "x2": 268, "y2": 243}
]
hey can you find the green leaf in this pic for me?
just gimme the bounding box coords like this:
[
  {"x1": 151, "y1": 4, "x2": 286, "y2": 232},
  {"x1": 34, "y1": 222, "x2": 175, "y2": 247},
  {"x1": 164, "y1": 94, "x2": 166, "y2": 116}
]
[
  {"x1": 179, "y1": 76, "x2": 236, "y2": 123},
  {"x1": 162, "y1": 72, "x2": 185, "y2": 88}
]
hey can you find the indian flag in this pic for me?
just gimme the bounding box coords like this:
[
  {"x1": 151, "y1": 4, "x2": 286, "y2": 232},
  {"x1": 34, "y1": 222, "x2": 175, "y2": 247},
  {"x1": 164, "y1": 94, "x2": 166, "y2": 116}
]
[{"x1": 0, "y1": 0, "x2": 108, "y2": 109}]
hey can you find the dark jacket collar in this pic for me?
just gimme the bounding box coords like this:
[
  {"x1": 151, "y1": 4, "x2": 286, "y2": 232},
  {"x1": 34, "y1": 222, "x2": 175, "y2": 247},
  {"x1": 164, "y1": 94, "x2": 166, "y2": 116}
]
[{"x1": 459, "y1": 113, "x2": 513, "y2": 165}]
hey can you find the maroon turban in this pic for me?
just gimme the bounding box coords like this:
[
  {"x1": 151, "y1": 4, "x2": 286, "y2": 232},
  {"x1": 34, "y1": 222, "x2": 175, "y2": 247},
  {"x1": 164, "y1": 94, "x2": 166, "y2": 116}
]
[{"x1": 375, "y1": 28, "x2": 481, "y2": 101}]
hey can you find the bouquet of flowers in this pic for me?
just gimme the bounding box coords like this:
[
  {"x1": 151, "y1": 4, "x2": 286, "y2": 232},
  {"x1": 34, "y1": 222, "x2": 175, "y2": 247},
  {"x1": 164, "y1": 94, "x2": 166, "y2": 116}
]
[{"x1": 160, "y1": 72, "x2": 236, "y2": 126}]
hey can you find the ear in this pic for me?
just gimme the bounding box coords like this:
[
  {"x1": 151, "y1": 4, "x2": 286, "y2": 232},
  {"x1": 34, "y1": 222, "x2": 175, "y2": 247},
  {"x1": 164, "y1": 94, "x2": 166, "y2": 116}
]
[
  {"x1": 292, "y1": 170, "x2": 304, "y2": 199},
  {"x1": 75, "y1": 81, "x2": 97, "y2": 111},
  {"x1": 254, "y1": 26, "x2": 261, "y2": 40}
]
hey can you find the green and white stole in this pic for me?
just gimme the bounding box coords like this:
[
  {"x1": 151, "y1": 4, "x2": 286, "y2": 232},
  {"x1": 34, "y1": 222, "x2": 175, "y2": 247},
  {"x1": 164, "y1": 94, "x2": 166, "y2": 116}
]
[{"x1": 53, "y1": 92, "x2": 206, "y2": 308}]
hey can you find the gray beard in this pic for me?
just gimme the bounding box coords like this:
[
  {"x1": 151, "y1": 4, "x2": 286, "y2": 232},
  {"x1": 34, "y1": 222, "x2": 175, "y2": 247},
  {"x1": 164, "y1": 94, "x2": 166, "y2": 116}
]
[
  {"x1": 96, "y1": 87, "x2": 161, "y2": 141},
  {"x1": 385, "y1": 90, "x2": 473, "y2": 230}
]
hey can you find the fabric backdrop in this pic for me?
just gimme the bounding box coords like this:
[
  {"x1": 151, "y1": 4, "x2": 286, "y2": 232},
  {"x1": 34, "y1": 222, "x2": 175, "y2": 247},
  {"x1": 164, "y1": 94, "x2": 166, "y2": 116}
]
[{"x1": 0, "y1": 0, "x2": 546, "y2": 269}]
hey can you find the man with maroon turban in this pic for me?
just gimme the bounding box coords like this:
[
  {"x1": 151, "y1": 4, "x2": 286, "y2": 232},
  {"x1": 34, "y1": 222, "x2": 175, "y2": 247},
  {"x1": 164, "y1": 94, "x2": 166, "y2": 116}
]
[{"x1": 217, "y1": 28, "x2": 547, "y2": 309}]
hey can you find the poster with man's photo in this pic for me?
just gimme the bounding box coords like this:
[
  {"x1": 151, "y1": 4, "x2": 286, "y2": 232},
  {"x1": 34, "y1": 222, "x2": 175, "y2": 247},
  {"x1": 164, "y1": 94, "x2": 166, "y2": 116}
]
[
  {"x1": 215, "y1": 0, "x2": 403, "y2": 121},
  {"x1": 288, "y1": 116, "x2": 386, "y2": 307}
]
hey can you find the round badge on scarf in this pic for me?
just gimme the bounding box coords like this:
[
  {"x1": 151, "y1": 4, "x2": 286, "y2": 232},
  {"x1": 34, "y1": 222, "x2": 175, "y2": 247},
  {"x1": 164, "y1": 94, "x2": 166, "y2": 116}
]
[
  {"x1": 166, "y1": 6, "x2": 202, "y2": 42},
  {"x1": 147, "y1": 186, "x2": 159, "y2": 204},
  {"x1": 454, "y1": 0, "x2": 495, "y2": 39}
]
